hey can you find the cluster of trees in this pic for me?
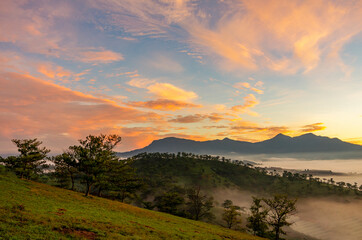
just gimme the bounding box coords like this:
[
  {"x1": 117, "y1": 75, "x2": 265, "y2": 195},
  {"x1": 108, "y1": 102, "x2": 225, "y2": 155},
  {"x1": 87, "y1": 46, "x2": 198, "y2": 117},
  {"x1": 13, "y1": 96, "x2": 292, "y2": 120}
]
[
  {"x1": 131, "y1": 152, "x2": 234, "y2": 163},
  {"x1": 133, "y1": 152, "x2": 361, "y2": 199},
  {"x1": 142, "y1": 184, "x2": 296, "y2": 240},
  {"x1": 143, "y1": 185, "x2": 215, "y2": 221},
  {"x1": 1, "y1": 139, "x2": 50, "y2": 179},
  {"x1": 1, "y1": 135, "x2": 141, "y2": 200},
  {"x1": 218, "y1": 195, "x2": 296, "y2": 240},
  {"x1": 52, "y1": 134, "x2": 140, "y2": 199},
  {"x1": 247, "y1": 195, "x2": 297, "y2": 240},
  {"x1": 271, "y1": 170, "x2": 362, "y2": 193}
]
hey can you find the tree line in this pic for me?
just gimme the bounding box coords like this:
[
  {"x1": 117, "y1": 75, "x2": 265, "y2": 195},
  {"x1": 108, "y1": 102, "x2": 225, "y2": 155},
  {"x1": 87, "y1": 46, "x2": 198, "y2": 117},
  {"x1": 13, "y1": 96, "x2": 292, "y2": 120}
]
[
  {"x1": 0, "y1": 135, "x2": 141, "y2": 200},
  {"x1": 0, "y1": 134, "x2": 349, "y2": 240}
]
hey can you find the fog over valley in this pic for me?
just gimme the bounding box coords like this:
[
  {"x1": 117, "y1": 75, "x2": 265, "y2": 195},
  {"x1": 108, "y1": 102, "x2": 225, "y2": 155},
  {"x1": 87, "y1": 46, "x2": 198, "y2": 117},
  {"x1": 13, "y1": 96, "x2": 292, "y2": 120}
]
[
  {"x1": 212, "y1": 188, "x2": 362, "y2": 240},
  {"x1": 250, "y1": 157, "x2": 362, "y2": 186}
]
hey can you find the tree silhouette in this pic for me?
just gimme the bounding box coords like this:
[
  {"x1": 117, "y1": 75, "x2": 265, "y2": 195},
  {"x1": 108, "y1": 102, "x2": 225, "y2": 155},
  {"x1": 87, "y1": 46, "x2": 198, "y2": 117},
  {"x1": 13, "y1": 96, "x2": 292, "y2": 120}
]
[
  {"x1": 70, "y1": 134, "x2": 121, "y2": 196},
  {"x1": 247, "y1": 197, "x2": 268, "y2": 237},
  {"x1": 185, "y1": 186, "x2": 214, "y2": 221},
  {"x1": 263, "y1": 195, "x2": 297, "y2": 240},
  {"x1": 222, "y1": 200, "x2": 242, "y2": 229},
  {"x1": 154, "y1": 191, "x2": 185, "y2": 215},
  {"x1": 1, "y1": 139, "x2": 50, "y2": 179},
  {"x1": 51, "y1": 151, "x2": 78, "y2": 190}
]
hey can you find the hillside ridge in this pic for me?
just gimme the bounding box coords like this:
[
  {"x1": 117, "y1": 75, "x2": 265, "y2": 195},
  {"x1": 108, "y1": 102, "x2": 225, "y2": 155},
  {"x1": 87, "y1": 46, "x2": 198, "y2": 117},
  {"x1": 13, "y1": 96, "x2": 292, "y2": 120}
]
[
  {"x1": 119, "y1": 133, "x2": 362, "y2": 157},
  {"x1": 0, "y1": 168, "x2": 263, "y2": 240}
]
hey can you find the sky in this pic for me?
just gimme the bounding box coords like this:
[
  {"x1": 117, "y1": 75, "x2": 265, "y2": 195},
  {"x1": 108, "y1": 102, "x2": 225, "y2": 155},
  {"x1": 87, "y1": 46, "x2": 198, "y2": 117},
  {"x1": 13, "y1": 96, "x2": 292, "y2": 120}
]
[{"x1": 0, "y1": 0, "x2": 361, "y2": 154}]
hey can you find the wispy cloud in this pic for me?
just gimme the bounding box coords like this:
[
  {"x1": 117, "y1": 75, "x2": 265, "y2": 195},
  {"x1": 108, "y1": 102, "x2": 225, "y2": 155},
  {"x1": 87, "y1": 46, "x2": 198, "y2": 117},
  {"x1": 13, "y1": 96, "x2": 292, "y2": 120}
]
[
  {"x1": 169, "y1": 113, "x2": 227, "y2": 123},
  {"x1": 127, "y1": 78, "x2": 156, "y2": 88},
  {"x1": 127, "y1": 99, "x2": 201, "y2": 111},
  {"x1": 234, "y1": 82, "x2": 264, "y2": 94},
  {"x1": 91, "y1": 0, "x2": 362, "y2": 73},
  {"x1": 231, "y1": 94, "x2": 260, "y2": 116},
  {"x1": 76, "y1": 49, "x2": 124, "y2": 63},
  {"x1": 300, "y1": 123, "x2": 326, "y2": 132},
  {"x1": 147, "y1": 83, "x2": 198, "y2": 101},
  {"x1": 37, "y1": 63, "x2": 72, "y2": 79}
]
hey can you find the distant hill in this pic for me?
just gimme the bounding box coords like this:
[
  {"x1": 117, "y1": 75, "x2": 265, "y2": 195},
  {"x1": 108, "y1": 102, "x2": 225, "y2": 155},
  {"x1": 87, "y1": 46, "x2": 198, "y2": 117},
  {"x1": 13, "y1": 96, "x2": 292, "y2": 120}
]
[
  {"x1": 119, "y1": 133, "x2": 362, "y2": 157},
  {"x1": 0, "y1": 167, "x2": 262, "y2": 240},
  {"x1": 131, "y1": 152, "x2": 359, "y2": 198}
]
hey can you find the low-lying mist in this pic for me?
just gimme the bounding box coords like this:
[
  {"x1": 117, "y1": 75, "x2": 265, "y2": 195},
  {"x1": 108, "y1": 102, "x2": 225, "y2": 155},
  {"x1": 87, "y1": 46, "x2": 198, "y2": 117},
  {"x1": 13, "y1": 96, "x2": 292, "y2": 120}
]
[
  {"x1": 212, "y1": 188, "x2": 362, "y2": 240},
  {"x1": 223, "y1": 153, "x2": 362, "y2": 185}
]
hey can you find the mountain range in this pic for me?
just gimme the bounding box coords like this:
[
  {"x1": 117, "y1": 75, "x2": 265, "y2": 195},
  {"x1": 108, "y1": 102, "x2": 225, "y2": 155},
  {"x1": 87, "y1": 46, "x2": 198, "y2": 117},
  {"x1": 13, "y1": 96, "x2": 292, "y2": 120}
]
[{"x1": 119, "y1": 133, "x2": 362, "y2": 158}]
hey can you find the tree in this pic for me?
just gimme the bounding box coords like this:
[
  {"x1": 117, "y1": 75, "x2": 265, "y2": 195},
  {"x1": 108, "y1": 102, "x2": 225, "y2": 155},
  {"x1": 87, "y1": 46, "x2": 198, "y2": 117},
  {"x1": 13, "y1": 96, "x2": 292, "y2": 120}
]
[
  {"x1": 1, "y1": 139, "x2": 50, "y2": 179},
  {"x1": 185, "y1": 186, "x2": 214, "y2": 221},
  {"x1": 222, "y1": 200, "x2": 242, "y2": 229},
  {"x1": 106, "y1": 158, "x2": 142, "y2": 201},
  {"x1": 70, "y1": 134, "x2": 121, "y2": 196},
  {"x1": 154, "y1": 191, "x2": 185, "y2": 215},
  {"x1": 247, "y1": 197, "x2": 268, "y2": 237},
  {"x1": 51, "y1": 151, "x2": 78, "y2": 190},
  {"x1": 263, "y1": 195, "x2": 297, "y2": 240}
]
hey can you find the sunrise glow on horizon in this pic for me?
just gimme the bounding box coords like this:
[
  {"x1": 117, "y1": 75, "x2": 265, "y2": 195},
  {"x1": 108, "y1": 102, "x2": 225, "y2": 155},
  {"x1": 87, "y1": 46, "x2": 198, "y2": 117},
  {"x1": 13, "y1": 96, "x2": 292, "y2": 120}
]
[{"x1": 0, "y1": 0, "x2": 361, "y2": 153}]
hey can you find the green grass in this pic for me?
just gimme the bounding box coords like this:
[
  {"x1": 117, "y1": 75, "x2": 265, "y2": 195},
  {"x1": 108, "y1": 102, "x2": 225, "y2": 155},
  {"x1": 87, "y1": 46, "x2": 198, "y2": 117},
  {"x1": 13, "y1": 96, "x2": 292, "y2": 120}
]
[{"x1": 0, "y1": 168, "x2": 263, "y2": 240}]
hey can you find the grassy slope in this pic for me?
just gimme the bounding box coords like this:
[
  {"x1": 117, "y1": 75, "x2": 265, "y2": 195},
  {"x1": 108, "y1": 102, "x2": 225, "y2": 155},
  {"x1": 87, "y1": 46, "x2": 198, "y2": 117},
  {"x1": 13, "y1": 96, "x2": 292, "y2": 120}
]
[{"x1": 0, "y1": 169, "x2": 263, "y2": 240}]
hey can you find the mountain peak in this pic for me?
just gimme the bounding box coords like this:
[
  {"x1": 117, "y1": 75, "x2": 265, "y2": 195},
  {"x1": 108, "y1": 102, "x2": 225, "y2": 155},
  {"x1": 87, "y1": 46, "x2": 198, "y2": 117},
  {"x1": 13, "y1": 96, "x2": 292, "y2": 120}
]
[
  {"x1": 272, "y1": 133, "x2": 291, "y2": 139},
  {"x1": 297, "y1": 133, "x2": 317, "y2": 138},
  {"x1": 222, "y1": 137, "x2": 233, "y2": 141}
]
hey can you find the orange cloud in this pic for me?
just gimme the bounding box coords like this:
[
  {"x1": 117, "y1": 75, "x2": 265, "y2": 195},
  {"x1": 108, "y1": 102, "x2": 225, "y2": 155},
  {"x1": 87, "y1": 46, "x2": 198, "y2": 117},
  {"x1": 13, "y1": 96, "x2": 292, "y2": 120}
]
[
  {"x1": 127, "y1": 99, "x2": 201, "y2": 111},
  {"x1": 37, "y1": 63, "x2": 72, "y2": 80},
  {"x1": 112, "y1": 127, "x2": 211, "y2": 151},
  {"x1": 204, "y1": 125, "x2": 229, "y2": 129},
  {"x1": 300, "y1": 123, "x2": 326, "y2": 132},
  {"x1": 0, "y1": 71, "x2": 162, "y2": 152},
  {"x1": 228, "y1": 120, "x2": 291, "y2": 141},
  {"x1": 214, "y1": 104, "x2": 227, "y2": 111},
  {"x1": 113, "y1": 126, "x2": 170, "y2": 150},
  {"x1": 207, "y1": 113, "x2": 225, "y2": 122},
  {"x1": 343, "y1": 138, "x2": 362, "y2": 146},
  {"x1": 234, "y1": 82, "x2": 264, "y2": 94},
  {"x1": 160, "y1": 133, "x2": 210, "y2": 142},
  {"x1": 169, "y1": 113, "x2": 227, "y2": 123},
  {"x1": 231, "y1": 94, "x2": 259, "y2": 116},
  {"x1": 147, "y1": 83, "x2": 198, "y2": 101},
  {"x1": 234, "y1": 82, "x2": 251, "y2": 89},
  {"x1": 250, "y1": 88, "x2": 263, "y2": 94},
  {"x1": 127, "y1": 78, "x2": 155, "y2": 88},
  {"x1": 169, "y1": 114, "x2": 207, "y2": 123}
]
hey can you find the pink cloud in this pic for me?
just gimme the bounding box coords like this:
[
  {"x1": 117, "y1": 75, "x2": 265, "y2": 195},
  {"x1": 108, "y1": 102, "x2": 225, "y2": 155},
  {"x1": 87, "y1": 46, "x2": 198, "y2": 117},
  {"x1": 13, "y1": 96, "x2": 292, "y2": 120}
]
[
  {"x1": 77, "y1": 50, "x2": 124, "y2": 63},
  {"x1": 37, "y1": 63, "x2": 72, "y2": 80},
  {"x1": 0, "y1": 71, "x2": 162, "y2": 152}
]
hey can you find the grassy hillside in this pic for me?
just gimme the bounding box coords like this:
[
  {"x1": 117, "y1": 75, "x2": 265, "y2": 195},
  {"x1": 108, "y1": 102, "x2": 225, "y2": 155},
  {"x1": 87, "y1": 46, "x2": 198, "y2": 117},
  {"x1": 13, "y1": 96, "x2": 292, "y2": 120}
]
[{"x1": 0, "y1": 167, "x2": 263, "y2": 240}]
